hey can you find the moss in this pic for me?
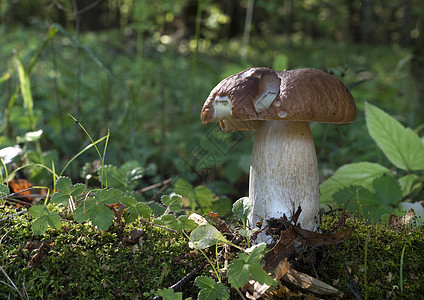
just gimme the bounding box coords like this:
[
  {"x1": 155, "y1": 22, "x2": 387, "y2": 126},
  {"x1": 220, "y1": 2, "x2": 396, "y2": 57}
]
[
  {"x1": 0, "y1": 206, "x2": 202, "y2": 299},
  {"x1": 317, "y1": 214, "x2": 424, "y2": 299}
]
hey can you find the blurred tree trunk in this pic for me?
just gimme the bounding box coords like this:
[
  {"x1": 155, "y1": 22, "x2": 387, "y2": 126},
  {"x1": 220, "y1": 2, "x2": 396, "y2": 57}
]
[
  {"x1": 360, "y1": 0, "x2": 373, "y2": 43},
  {"x1": 347, "y1": 0, "x2": 361, "y2": 43},
  {"x1": 400, "y1": 0, "x2": 411, "y2": 47},
  {"x1": 283, "y1": 0, "x2": 293, "y2": 37}
]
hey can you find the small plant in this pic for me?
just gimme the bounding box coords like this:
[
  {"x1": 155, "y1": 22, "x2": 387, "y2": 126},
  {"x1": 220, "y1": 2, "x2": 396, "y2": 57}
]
[{"x1": 320, "y1": 102, "x2": 424, "y2": 223}]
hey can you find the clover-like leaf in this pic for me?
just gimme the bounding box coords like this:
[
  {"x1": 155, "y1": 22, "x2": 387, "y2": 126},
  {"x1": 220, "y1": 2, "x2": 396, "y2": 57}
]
[
  {"x1": 195, "y1": 276, "x2": 229, "y2": 300},
  {"x1": 74, "y1": 200, "x2": 114, "y2": 230},
  {"x1": 227, "y1": 243, "x2": 277, "y2": 289},
  {"x1": 121, "y1": 196, "x2": 152, "y2": 223},
  {"x1": 161, "y1": 193, "x2": 183, "y2": 212},
  {"x1": 70, "y1": 183, "x2": 86, "y2": 197},
  {"x1": 29, "y1": 205, "x2": 62, "y2": 235},
  {"x1": 51, "y1": 192, "x2": 70, "y2": 204},
  {"x1": 95, "y1": 188, "x2": 123, "y2": 204},
  {"x1": 155, "y1": 288, "x2": 183, "y2": 300},
  {"x1": 55, "y1": 176, "x2": 72, "y2": 194}
]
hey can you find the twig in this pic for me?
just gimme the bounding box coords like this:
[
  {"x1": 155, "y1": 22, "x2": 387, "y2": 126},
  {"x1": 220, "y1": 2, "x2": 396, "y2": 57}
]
[
  {"x1": 170, "y1": 260, "x2": 207, "y2": 290},
  {"x1": 0, "y1": 210, "x2": 27, "y2": 222},
  {"x1": 139, "y1": 217, "x2": 178, "y2": 234},
  {"x1": 336, "y1": 245, "x2": 363, "y2": 300},
  {"x1": 136, "y1": 178, "x2": 172, "y2": 194},
  {"x1": 0, "y1": 188, "x2": 33, "y2": 201},
  {"x1": 0, "y1": 266, "x2": 27, "y2": 299}
]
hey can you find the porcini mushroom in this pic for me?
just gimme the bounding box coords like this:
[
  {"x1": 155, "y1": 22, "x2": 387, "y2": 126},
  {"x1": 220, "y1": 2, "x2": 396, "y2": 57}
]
[{"x1": 200, "y1": 67, "x2": 356, "y2": 244}]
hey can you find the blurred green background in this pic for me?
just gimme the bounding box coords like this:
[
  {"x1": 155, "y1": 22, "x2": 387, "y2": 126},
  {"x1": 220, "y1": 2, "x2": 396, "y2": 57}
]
[{"x1": 1, "y1": 0, "x2": 423, "y2": 199}]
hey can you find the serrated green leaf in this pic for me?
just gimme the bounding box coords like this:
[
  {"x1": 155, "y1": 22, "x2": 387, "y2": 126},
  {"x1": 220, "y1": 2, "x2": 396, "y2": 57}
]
[
  {"x1": 227, "y1": 259, "x2": 251, "y2": 288},
  {"x1": 333, "y1": 186, "x2": 362, "y2": 211},
  {"x1": 31, "y1": 211, "x2": 62, "y2": 235},
  {"x1": 232, "y1": 197, "x2": 252, "y2": 225},
  {"x1": 195, "y1": 276, "x2": 229, "y2": 300},
  {"x1": 227, "y1": 244, "x2": 277, "y2": 289},
  {"x1": 155, "y1": 288, "x2": 183, "y2": 300},
  {"x1": 176, "y1": 215, "x2": 197, "y2": 232},
  {"x1": 161, "y1": 193, "x2": 182, "y2": 212},
  {"x1": 74, "y1": 200, "x2": 114, "y2": 230},
  {"x1": 320, "y1": 162, "x2": 390, "y2": 203},
  {"x1": 51, "y1": 192, "x2": 70, "y2": 204},
  {"x1": 0, "y1": 184, "x2": 10, "y2": 197},
  {"x1": 55, "y1": 176, "x2": 72, "y2": 194},
  {"x1": 365, "y1": 102, "x2": 424, "y2": 171},
  {"x1": 95, "y1": 188, "x2": 123, "y2": 204},
  {"x1": 28, "y1": 204, "x2": 49, "y2": 218},
  {"x1": 70, "y1": 183, "x2": 86, "y2": 197},
  {"x1": 189, "y1": 224, "x2": 229, "y2": 249},
  {"x1": 101, "y1": 165, "x2": 128, "y2": 189},
  {"x1": 194, "y1": 186, "x2": 214, "y2": 208},
  {"x1": 174, "y1": 178, "x2": 193, "y2": 197},
  {"x1": 135, "y1": 202, "x2": 152, "y2": 218},
  {"x1": 372, "y1": 175, "x2": 402, "y2": 206}
]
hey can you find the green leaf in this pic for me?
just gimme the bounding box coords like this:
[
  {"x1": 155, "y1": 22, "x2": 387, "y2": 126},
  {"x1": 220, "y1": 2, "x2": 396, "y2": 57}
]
[
  {"x1": 74, "y1": 200, "x2": 114, "y2": 230},
  {"x1": 95, "y1": 188, "x2": 123, "y2": 204},
  {"x1": 55, "y1": 176, "x2": 72, "y2": 194},
  {"x1": 174, "y1": 178, "x2": 193, "y2": 197},
  {"x1": 372, "y1": 175, "x2": 402, "y2": 206},
  {"x1": 51, "y1": 192, "x2": 70, "y2": 204},
  {"x1": 101, "y1": 165, "x2": 128, "y2": 189},
  {"x1": 30, "y1": 208, "x2": 62, "y2": 235},
  {"x1": 70, "y1": 183, "x2": 86, "y2": 197},
  {"x1": 232, "y1": 197, "x2": 252, "y2": 225},
  {"x1": 227, "y1": 243, "x2": 277, "y2": 289},
  {"x1": 320, "y1": 162, "x2": 390, "y2": 203},
  {"x1": 120, "y1": 195, "x2": 151, "y2": 222},
  {"x1": 194, "y1": 186, "x2": 215, "y2": 208},
  {"x1": 398, "y1": 174, "x2": 422, "y2": 198},
  {"x1": 0, "y1": 184, "x2": 10, "y2": 197},
  {"x1": 195, "y1": 276, "x2": 229, "y2": 300},
  {"x1": 15, "y1": 57, "x2": 35, "y2": 129},
  {"x1": 28, "y1": 204, "x2": 49, "y2": 218},
  {"x1": 189, "y1": 224, "x2": 229, "y2": 249},
  {"x1": 155, "y1": 288, "x2": 183, "y2": 300},
  {"x1": 365, "y1": 102, "x2": 424, "y2": 171},
  {"x1": 161, "y1": 194, "x2": 183, "y2": 212}
]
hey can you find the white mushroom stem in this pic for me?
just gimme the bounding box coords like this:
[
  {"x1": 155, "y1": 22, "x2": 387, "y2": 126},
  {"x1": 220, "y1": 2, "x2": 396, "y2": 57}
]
[{"x1": 248, "y1": 120, "x2": 320, "y2": 244}]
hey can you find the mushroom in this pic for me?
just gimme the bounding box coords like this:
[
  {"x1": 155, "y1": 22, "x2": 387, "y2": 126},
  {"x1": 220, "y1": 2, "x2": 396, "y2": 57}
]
[{"x1": 200, "y1": 67, "x2": 356, "y2": 244}]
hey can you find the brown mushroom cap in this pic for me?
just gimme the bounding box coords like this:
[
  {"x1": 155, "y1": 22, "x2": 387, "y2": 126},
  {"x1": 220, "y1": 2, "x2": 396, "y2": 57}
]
[{"x1": 200, "y1": 67, "x2": 356, "y2": 132}]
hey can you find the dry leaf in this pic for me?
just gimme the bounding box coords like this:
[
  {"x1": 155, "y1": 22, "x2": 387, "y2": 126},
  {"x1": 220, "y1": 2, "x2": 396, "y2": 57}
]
[
  {"x1": 273, "y1": 258, "x2": 291, "y2": 281},
  {"x1": 389, "y1": 209, "x2": 415, "y2": 226},
  {"x1": 292, "y1": 226, "x2": 352, "y2": 247},
  {"x1": 263, "y1": 227, "x2": 296, "y2": 272},
  {"x1": 282, "y1": 267, "x2": 341, "y2": 295}
]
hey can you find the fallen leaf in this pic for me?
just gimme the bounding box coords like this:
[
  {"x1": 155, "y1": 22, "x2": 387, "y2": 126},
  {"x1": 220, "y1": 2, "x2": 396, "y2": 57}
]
[
  {"x1": 273, "y1": 258, "x2": 291, "y2": 281},
  {"x1": 282, "y1": 267, "x2": 341, "y2": 295},
  {"x1": 292, "y1": 226, "x2": 352, "y2": 247},
  {"x1": 263, "y1": 227, "x2": 296, "y2": 272},
  {"x1": 389, "y1": 209, "x2": 415, "y2": 226}
]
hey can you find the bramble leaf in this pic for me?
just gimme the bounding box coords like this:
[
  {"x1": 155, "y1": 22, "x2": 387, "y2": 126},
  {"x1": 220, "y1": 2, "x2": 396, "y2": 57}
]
[
  {"x1": 74, "y1": 200, "x2": 114, "y2": 230},
  {"x1": 195, "y1": 276, "x2": 229, "y2": 300},
  {"x1": 95, "y1": 188, "x2": 123, "y2": 204},
  {"x1": 155, "y1": 288, "x2": 183, "y2": 300},
  {"x1": 70, "y1": 183, "x2": 86, "y2": 197},
  {"x1": 161, "y1": 193, "x2": 183, "y2": 212},
  {"x1": 55, "y1": 176, "x2": 72, "y2": 194},
  {"x1": 29, "y1": 205, "x2": 62, "y2": 235},
  {"x1": 228, "y1": 243, "x2": 277, "y2": 289}
]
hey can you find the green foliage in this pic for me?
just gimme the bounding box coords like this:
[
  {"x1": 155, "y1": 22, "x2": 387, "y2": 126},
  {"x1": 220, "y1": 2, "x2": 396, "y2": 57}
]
[
  {"x1": 120, "y1": 195, "x2": 151, "y2": 222},
  {"x1": 231, "y1": 196, "x2": 252, "y2": 227},
  {"x1": 321, "y1": 103, "x2": 424, "y2": 223},
  {"x1": 155, "y1": 288, "x2": 184, "y2": 300},
  {"x1": 28, "y1": 205, "x2": 62, "y2": 235},
  {"x1": 365, "y1": 102, "x2": 424, "y2": 171},
  {"x1": 0, "y1": 183, "x2": 9, "y2": 196},
  {"x1": 189, "y1": 224, "x2": 229, "y2": 249},
  {"x1": 195, "y1": 276, "x2": 229, "y2": 300},
  {"x1": 227, "y1": 243, "x2": 277, "y2": 289}
]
